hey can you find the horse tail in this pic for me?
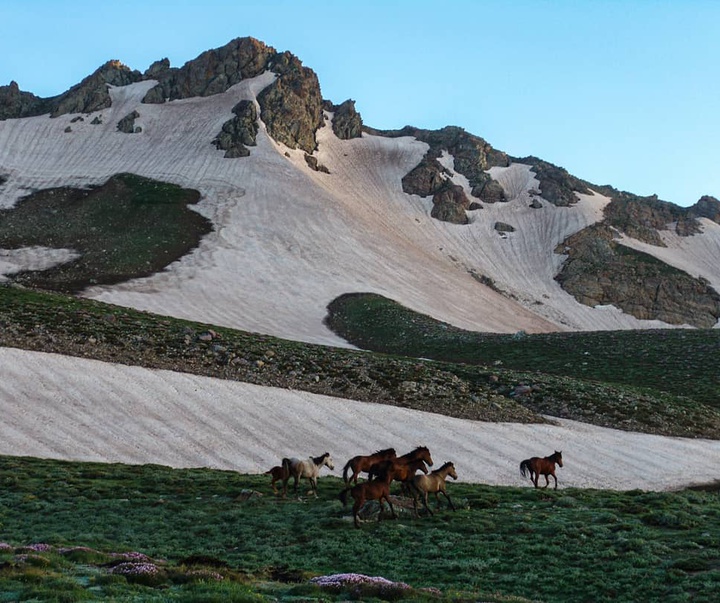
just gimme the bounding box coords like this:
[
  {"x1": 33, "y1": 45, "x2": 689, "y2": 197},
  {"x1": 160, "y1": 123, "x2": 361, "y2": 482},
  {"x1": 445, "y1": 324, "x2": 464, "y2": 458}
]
[
  {"x1": 520, "y1": 459, "x2": 530, "y2": 479},
  {"x1": 342, "y1": 459, "x2": 352, "y2": 483},
  {"x1": 281, "y1": 458, "x2": 292, "y2": 475}
]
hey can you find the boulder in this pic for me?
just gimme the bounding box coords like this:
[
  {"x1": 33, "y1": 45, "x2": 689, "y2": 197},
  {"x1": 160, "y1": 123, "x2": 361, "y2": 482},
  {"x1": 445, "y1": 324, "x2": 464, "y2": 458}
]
[
  {"x1": 431, "y1": 184, "x2": 470, "y2": 224},
  {"x1": 117, "y1": 110, "x2": 140, "y2": 134}
]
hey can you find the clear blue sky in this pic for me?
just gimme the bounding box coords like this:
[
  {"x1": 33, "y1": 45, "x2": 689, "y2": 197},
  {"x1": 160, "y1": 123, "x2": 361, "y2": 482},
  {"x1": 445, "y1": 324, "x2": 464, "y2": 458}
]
[{"x1": 2, "y1": 0, "x2": 719, "y2": 206}]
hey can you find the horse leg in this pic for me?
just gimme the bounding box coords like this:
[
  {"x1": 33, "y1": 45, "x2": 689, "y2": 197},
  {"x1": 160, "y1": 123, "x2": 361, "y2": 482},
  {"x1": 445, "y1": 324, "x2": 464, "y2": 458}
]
[
  {"x1": 382, "y1": 494, "x2": 396, "y2": 520},
  {"x1": 552, "y1": 472, "x2": 558, "y2": 490},
  {"x1": 532, "y1": 473, "x2": 539, "y2": 489},
  {"x1": 352, "y1": 497, "x2": 363, "y2": 528},
  {"x1": 423, "y1": 492, "x2": 434, "y2": 516},
  {"x1": 412, "y1": 493, "x2": 421, "y2": 517},
  {"x1": 543, "y1": 474, "x2": 550, "y2": 489},
  {"x1": 311, "y1": 477, "x2": 318, "y2": 497},
  {"x1": 440, "y1": 490, "x2": 455, "y2": 511}
]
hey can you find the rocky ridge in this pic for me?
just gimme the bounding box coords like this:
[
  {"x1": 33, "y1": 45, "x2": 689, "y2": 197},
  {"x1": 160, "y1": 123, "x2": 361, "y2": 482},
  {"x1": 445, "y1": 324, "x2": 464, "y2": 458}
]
[{"x1": 1, "y1": 37, "x2": 720, "y2": 329}]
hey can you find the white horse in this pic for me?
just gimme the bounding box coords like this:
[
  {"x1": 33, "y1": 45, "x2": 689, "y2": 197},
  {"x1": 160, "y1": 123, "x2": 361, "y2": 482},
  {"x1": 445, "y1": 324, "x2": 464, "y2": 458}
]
[{"x1": 283, "y1": 452, "x2": 334, "y2": 496}]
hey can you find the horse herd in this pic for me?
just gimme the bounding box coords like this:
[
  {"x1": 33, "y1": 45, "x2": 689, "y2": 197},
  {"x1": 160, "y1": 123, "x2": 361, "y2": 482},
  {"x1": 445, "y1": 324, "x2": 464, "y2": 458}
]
[{"x1": 265, "y1": 447, "x2": 563, "y2": 528}]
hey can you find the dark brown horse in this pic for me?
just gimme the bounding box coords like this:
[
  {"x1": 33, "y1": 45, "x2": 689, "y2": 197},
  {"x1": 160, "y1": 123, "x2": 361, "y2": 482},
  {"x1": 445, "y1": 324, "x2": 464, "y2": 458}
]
[
  {"x1": 520, "y1": 450, "x2": 563, "y2": 490},
  {"x1": 339, "y1": 469, "x2": 396, "y2": 528},
  {"x1": 342, "y1": 448, "x2": 397, "y2": 485},
  {"x1": 410, "y1": 461, "x2": 458, "y2": 517},
  {"x1": 265, "y1": 458, "x2": 291, "y2": 497},
  {"x1": 367, "y1": 446, "x2": 434, "y2": 481}
]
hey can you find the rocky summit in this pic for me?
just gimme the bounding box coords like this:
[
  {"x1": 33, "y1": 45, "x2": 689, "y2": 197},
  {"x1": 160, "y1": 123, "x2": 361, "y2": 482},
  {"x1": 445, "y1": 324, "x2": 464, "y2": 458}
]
[{"x1": 1, "y1": 36, "x2": 719, "y2": 343}]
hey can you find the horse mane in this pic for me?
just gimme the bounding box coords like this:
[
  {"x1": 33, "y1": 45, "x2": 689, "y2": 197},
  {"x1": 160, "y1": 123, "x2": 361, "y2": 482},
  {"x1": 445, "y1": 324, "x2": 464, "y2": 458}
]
[
  {"x1": 312, "y1": 452, "x2": 330, "y2": 465},
  {"x1": 436, "y1": 461, "x2": 454, "y2": 472},
  {"x1": 375, "y1": 448, "x2": 395, "y2": 455},
  {"x1": 411, "y1": 446, "x2": 429, "y2": 453}
]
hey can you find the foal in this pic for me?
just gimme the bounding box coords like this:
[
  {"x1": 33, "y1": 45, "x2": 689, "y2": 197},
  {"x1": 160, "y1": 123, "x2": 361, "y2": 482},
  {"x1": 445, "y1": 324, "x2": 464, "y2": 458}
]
[
  {"x1": 520, "y1": 450, "x2": 563, "y2": 490},
  {"x1": 339, "y1": 467, "x2": 396, "y2": 528},
  {"x1": 265, "y1": 458, "x2": 291, "y2": 497}
]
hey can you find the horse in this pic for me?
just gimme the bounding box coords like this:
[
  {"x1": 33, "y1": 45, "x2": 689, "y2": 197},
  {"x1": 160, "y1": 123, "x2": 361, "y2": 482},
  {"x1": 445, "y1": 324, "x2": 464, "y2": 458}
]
[
  {"x1": 339, "y1": 469, "x2": 396, "y2": 528},
  {"x1": 410, "y1": 461, "x2": 458, "y2": 517},
  {"x1": 367, "y1": 457, "x2": 430, "y2": 495},
  {"x1": 367, "y1": 446, "x2": 434, "y2": 481},
  {"x1": 285, "y1": 452, "x2": 335, "y2": 497},
  {"x1": 265, "y1": 458, "x2": 291, "y2": 497},
  {"x1": 520, "y1": 450, "x2": 563, "y2": 490},
  {"x1": 342, "y1": 448, "x2": 397, "y2": 485}
]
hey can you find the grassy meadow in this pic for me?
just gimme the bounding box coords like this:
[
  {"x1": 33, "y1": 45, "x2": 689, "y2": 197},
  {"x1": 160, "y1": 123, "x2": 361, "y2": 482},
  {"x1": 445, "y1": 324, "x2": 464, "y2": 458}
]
[{"x1": 1, "y1": 456, "x2": 720, "y2": 602}]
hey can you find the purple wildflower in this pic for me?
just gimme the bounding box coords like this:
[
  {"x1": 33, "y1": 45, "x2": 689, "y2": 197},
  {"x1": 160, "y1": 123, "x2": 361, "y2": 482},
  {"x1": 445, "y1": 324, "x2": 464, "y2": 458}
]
[
  {"x1": 310, "y1": 572, "x2": 411, "y2": 591},
  {"x1": 0, "y1": 543, "x2": 13, "y2": 552},
  {"x1": 20, "y1": 543, "x2": 53, "y2": 552},
  {"x1": 186, "y1": 569, "x2": 224, "y2": 581},
  {"x1": 109, "y1": 562, "x2": 160, "y2": 576}
]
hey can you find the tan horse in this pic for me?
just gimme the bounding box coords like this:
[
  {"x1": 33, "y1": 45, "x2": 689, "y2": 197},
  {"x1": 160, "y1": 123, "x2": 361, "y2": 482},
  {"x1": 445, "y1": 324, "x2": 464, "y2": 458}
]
[
  {"x1": 520, "y1": 450, "x2": 563, "y2": 489},
  {"x1": 339, "y1": 469, "x2": 396, "y2": 528},
  {"x1": 285, "y1": 452, "x2": 335, "y2": 497},
  {"x1": 410, "y1": 461, "x2": 458, "y2": 516},
  {"x1": 342, "y1": 448, "x2": 397, "y2": 485}
]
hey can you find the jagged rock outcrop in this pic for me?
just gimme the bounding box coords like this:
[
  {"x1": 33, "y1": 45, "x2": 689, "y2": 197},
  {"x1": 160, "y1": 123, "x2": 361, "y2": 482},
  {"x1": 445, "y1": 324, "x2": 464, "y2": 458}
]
[
  {"x1": 141, "y1": 38, "x2": 274, "y2": 103},
  {"x1": 2, "y1": 61, "x2": 135, "y2": 121},
  {"x1": 373, "y1": 125, "x2": 510, "y2": 222},
  {"x1": 475, "y1": 178, "x2": 506, "y2": 203},
  {"x1": 515, "y1": 156, "x2": 590, "y2": 206},
  {"x1": 50, "y1": 61, "x2": 142, "y2": 118},
  {"x1": 430, "y1": 184, "x2": 470, "y2": 224},
  {"x1": 689, "y1": 195, "x2": 720, "y2": 224},
  {"x1": 385, "y1": 126, "x2": 509, "y2": 192},
  {"x1": 556, "y1": 224, "x2": 720, "y2": 327},
  {"x1": 327, "y1": 99, "x2": 363, "y2": 140},
  {"x1": 143, "y1": 58, "x2": 171, "y2": 80},
  {"x1": 140, "y1": 38, "x2": 323, "y2": 154},
  {"x1": 213, "y1": 100, "x2": 258, "y2": 157},
  {"x1": 602, "y1": 193, "x2": 701, "y2": 246},
  {"x1": 0, "y1": 81, "x2": 51, "y2": 120},
  {"x1": 117, "y1": 110, "x2": 140, "y2": 134},
  {"x1": 256, "y1": 51, "x2": 323, "y2": 153},
  {"x1": 1, "y1": 37, "x2": 325, "y2": 156},
  {"x1": 401, "y1": 149, "x2": 450, "y2": 197}
]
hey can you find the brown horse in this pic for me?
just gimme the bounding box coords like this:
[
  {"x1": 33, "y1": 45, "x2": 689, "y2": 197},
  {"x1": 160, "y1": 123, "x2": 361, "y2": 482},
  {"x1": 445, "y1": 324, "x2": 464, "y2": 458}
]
[
  {"x1": 339, "y1": 470, "x2": 396, "y2": 528},
  {"x1": 410, "y1": 461, "x2": 458, "y2": 517},
  {"x1": 265, "y1": 458, "x2": 291, "y2": 497},
  {"x1": 342, "y1": 448, "x2": 396, "y2": 485},
  {"x1": 285, "y1": 452, "x2": 335, "y2": 497},
  {"x1": 368, "y1": 457, "x2": 429, "y2": 495},
  {"x1": 367, "y1": 446, "x2": 434, "y2": 481},
  {"x1": 520, "y1": 450, "x2": 563, "y2": 490}
]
